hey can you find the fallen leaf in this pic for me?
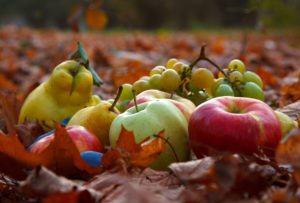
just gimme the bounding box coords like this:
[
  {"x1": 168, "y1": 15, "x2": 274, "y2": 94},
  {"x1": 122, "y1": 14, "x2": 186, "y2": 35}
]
[
  {"x1": 115, "y1": 126, "x2": 166, "y2": 168},
  {"x1": 0, "y1": 133, "x2": 41, "y2": 180},
  {"x1": 0, "y1": 91, "x2": 21, "y2": 134},
  {"x1": 0, "y1": 124, "x2": 103, "y2": 180},
  {"x1": 276, "y1": 129, "x2": 300, "y2": 168},
  {"x1": 256, "y1": 66, "x2": 278, "y2": 87},
  {"x1": 21, "y1": 166, "x2": 102, "y2": 201},
  {"x1": 38, "y1": 124, "x2": 103, "y2": 178},
  {"x1": 169, "y1": 157, "x2": 215, "y2": 183}
]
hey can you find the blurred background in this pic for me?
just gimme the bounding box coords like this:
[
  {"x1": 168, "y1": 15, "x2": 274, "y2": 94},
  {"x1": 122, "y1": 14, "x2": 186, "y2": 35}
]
[
  {"x1": 1, "y1": 0, "x2": 300, "y2": 31},
  {"x1": 1, "y1": 0, "x2": 300, "y2": 107}
]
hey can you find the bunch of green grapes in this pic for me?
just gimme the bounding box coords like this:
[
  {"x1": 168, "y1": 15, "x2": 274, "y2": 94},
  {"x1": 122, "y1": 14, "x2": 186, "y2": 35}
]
[
  {"x1": 128, "y1": 58, "x2": 214, "y2": 105},
  {"x1": 131, "y1": 58, "x2": 187, "y2": 95},
  {"x1": 116, "y1": 58, "x2": 186, "y2": 109},
  {"x1": 212, "y1": 59, "x2": 264, "y2": 101}
]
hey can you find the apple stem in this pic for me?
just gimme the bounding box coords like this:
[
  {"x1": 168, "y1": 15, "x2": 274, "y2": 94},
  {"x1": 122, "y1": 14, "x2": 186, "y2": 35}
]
[
  {"x1": 189, "y1": 45, "x2": 228, "y2": 78},
  {"x1": 109, "y1": 86, "x2": 123, "y2": 112},
  {"x1": 153, "y1": 134, "x2": 179, "y2": 162},
  {"x1": 132, "y1": 89, "x2": 139, "y2": 112}
]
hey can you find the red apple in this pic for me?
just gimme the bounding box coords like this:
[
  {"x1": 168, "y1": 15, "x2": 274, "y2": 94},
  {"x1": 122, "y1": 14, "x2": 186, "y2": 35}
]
[
  {"x1": 188, "y1": 96, "x2": 281, "y2": 157},
  {"x1": 30, "y1": 125, "x2": 104, "y2": 154}
]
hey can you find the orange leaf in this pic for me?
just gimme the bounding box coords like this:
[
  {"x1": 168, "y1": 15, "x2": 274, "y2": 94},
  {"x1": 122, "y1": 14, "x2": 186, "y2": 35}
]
[
  {"x1": 0, "y1": 133, "x2": 41, "y2": 180},
  {"x1": 256, "y1": 67, "x2": 278, "y2": 87},
  {"x1": 115, "y1": 126, "x2": 166, "y2": 168},
  {"x1": 0, "y1": 73, "x2": 16, "y2": 91},
  {"x1": 275, "y1": 129, "x2": 300, "y2": 168},
  {"x1": 0, "y1": 124, "x2": 103, "y2": 180},
  {"x1": 39, "y1": 124, "x2": 103, "y2": 178},
  {"x1": 130, "y1": 131, "x2": 166, "y2": 168},
  {"x1": 85, "y1": 7, "x2": 107, "y2": 30},
  {"x1": 102, "y1": 149, "x2": 122, "y2": 169},
  {"x1": 116, "y1": 125, "x2": 143, "y2": 153}
]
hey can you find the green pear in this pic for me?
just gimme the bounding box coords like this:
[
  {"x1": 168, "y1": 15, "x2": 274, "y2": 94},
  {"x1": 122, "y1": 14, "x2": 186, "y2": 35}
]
[
  {"x1": 18, "y1": 60, "x2": 100, "y2": 130},
  {"x1": 68, "y1": 101, "x2": 119, "y2": 145},
  {"x1": 274, "y1": 110, "x2": 298, "y2": 137}
]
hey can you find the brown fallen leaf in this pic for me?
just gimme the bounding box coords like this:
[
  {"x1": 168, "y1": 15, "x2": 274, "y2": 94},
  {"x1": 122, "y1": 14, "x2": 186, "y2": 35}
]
[
  {"x1": 85, "y1": 168, "x2": 181, "y2": 203},
  {"x1": 276, "y1": 100, "x2": 300, "y2": 120},
  {"x1": 169, "y1": 157, "x2": 215, "y2": 183},
  {"x1": 0, "y1": 91, "x2": 22, "y2": 135},
  {"x1": 21, "y1": 166, "x2": 102, "y2": 201}
]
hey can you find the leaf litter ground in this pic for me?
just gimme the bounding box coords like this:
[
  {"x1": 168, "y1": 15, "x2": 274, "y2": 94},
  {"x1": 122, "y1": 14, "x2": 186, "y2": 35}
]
[{"x1": 1, "y1": 26, "x2": 300, "y2": 202}]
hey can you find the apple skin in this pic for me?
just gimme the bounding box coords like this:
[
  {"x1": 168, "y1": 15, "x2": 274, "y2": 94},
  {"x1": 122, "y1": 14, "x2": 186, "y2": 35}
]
[
  {"x1": 18, "y1": 60, "x2": 100, "y2": 130},
  {"x1": 109, "y1": 100, "x2": 190, "y2": 170},
  {"x1": 188, "y1": 96, "x2": 282, "y2": 157},
  {"x1": 29, "y1": 125, "x2": 104, "y2": 154},
  {"x1": 127, "y1": 89, "x2": 196, "y2": 121}
]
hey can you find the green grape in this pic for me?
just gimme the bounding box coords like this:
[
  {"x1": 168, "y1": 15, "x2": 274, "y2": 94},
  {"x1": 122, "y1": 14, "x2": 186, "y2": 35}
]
[
  {"x1": 166, "y1": 58, "x2": 178, "y2": 68},
  {"x1": 149, "y1": 74, "x2": 163, "y2": 90},
  {"x1": 150, "y1": 66, "x2": 166, "y2": 76},
  {"x1": 133, "y1": 79, "x2": 150, "y2": 94},
  {"x1": 172, "y1": 62, "x2": 185, "y2": 72},
  {"x1": 229, "y1": 70, "x2": 243, "y2": 84},
  {"x1": 140, "y1": 76, "x2": 150, "y2": 81},
  {"x1": 161, "y1": 69, "x2": 181, "y2": 92},
  {"x1": 119, "y1": 83, "x2": 134, "y2": 101},
  {"x1": 191, "y1": 68, "x2": 214, "y2": 89},
  {"x1": 214, "y1": 84, "x2": 234, "y2": 97},
  {"x1": 188, "y1": 82, "x2": 200, "y2": 94},
  {"x1": 228, "y1": 59, "x2": 246, "y2": 73},
  {"x1": 211, "y1": 78, "x2": 225, "y2": 95},
  {"x1": 241, "y1": 82, "x2": 264, "y2": 101},
  {"x1": 243, "y1": 71, "x2": 263, "y2": 88},
  {"x1": 188, "y1": 90, "x2": 209, "y2": 105}
]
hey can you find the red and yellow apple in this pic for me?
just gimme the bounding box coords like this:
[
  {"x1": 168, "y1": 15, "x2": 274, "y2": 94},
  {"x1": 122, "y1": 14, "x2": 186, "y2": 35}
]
[
  {"x1": 188, "y1": 96, "x2": 282, "y2": 157},
  {"x1": 127, "y1": 89, "x2": 196, "y2": 121},
  {"x1": 29, "y1": 125, "x2": 104, "y2": 154}
]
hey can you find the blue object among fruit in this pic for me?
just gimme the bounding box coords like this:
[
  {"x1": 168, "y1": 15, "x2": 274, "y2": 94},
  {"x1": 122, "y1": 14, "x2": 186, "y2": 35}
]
[{"x1": 80, "y1": 151, "x2": 103, "y2": 167}]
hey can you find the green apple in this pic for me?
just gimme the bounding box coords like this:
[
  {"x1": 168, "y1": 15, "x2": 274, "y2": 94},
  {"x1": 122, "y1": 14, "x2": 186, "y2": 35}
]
[
  {"x1": 274, "y1": 110, "x2": 298, "y2": 137},
  {"x1": 18, "y1": 60, "x2": 100, "y2": 130},
  {"x1": 67, "y1": 101, "x2": 119, "y2": 146},
  {"x1": 109, "y1": 100, "x2": 190, "y2": 170}
]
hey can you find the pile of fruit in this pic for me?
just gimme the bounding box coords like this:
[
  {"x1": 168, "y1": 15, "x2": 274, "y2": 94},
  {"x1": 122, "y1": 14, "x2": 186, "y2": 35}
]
[{"x1": 17, "y1": 43, "x2": 298, "y2": 171}]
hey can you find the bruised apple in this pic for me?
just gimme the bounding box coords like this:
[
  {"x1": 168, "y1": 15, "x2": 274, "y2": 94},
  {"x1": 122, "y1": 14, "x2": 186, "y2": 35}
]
[{"x1": 188, "y1": 96, "x2": 282, "y2": 157}]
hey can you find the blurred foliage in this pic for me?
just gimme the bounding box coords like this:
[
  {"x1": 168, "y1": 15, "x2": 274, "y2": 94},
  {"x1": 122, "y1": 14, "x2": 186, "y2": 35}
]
[{"x1": 0, "y1": 0, "x2": 299, "y2": 30}]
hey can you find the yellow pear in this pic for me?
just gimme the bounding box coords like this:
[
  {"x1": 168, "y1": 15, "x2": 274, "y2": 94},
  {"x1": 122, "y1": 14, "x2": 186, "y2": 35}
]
[
  {"x1": 67, "y1": 101, "x2": 119, "y2": 145},
  {"x1": 18, "y1": 60, "x2": 100, "y2": 130}
]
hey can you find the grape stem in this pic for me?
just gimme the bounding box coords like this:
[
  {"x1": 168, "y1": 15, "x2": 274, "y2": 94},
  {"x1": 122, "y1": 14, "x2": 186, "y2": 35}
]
[
  {"x1": 189, "y1": 45, "x2": 228, "y2": 77},
  {"x1": 109, "y1": 86, "x2": 123, "y2": 112},
  {"x1": 132, "y1": 89, "x2": 139, "y2": 112}
]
